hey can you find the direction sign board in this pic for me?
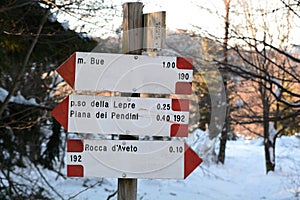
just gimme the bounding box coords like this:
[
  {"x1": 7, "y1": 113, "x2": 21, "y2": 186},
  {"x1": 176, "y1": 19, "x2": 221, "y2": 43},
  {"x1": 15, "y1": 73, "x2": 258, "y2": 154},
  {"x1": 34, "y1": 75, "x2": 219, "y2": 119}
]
[
  {"x1": 67, "y1": 139, "x2": 202, "y2": 179},
  {"x1": 56, "y1": 52, "x2": 193, "y2": 94},
  {"x1": 52, "y1": 94, "x2": 190, "y2": 137}
]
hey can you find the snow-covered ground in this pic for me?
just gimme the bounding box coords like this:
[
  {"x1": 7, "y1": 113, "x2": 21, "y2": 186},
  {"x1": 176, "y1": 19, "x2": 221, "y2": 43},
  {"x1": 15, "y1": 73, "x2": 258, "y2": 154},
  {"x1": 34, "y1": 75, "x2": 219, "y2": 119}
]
[{"x1": 47, "y1": 130, "x2": 300, "y2": 200}]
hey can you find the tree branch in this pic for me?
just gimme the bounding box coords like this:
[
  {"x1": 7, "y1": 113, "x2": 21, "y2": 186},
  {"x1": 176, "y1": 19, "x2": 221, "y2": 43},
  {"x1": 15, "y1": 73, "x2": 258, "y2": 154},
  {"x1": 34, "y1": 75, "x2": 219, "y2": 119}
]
[{"x1": 0, "y1": 8, "x2": 50, "y2": 118}]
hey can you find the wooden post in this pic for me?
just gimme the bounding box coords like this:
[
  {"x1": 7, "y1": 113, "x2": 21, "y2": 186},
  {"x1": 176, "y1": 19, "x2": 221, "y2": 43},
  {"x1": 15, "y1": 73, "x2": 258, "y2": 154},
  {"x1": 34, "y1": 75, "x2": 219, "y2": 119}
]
[
  {"x1": 143, "y1": 11, "x2": 166, "y2": 56},
  {"x1": 122, "y1": 2, "x2": 143, "y2": 55},
  {"x1": 143, "y1": 11, "x2": 166, "y2": 141},
  {"x1": 118, "y1": 2, "x2": 143, "y2": 200}
]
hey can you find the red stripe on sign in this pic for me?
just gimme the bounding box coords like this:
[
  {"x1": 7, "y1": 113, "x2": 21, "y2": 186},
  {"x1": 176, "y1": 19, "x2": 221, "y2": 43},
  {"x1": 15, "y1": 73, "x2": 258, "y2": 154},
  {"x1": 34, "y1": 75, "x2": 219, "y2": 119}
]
[
  {"x1": 56, "y1": 53, "x2": 76, "y2": 88},
  {"x1": 67, "y1": 140, "x2": 84, "y2": 152},
  {"x1": 184, "y1": 143, "x2": 203, "y2": 179},
  {"x1": 51, "y1": 96, "x2": 69, "y2": 130},
  {"x1": 175, "y1": 82, "x2": 192, "y2": 95},
  {"x1": 177, "y1": 57, "x2": 193, "y2": 69},
  {"x1": 172, "y1": 99, "x2": 189, "y2": 111},
  {"x1": 67, "y1": 165, "x2": 84, "y2": 177},
  {"x1": 170, "y1": 124, "x2": 188, "y2": 137}
]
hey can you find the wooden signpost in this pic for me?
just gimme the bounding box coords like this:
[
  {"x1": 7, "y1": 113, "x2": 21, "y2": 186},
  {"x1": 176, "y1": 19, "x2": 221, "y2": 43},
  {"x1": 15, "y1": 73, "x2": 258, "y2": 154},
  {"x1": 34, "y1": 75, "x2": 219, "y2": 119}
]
[
  {"x1": 119, "y1": 3, "x2": 143, "y2": 199},
  {"x1": 143, "y1": 11, "x2": 166, "y2": 54},
  {"x1": 51, "y1": 2, "x2": 202, "y2": 200}
]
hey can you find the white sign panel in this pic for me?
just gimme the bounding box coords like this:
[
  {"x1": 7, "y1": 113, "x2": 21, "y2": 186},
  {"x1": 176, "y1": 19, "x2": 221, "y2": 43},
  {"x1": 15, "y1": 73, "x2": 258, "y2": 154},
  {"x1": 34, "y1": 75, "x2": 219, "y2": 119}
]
[
  {"x1": 67, "y1": 140, "x2": 202, "y2": 179},
  {"x1": 67, "y1": 94, "x2": 189, "y2": 137},
  {"x1": 57, "y1": 52, "x2": 193, "y2": 94}
]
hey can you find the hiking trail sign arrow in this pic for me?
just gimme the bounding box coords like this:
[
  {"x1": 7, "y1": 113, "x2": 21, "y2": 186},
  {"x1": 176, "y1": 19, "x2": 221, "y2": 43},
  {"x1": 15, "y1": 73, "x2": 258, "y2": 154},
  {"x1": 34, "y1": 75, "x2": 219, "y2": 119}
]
[
  {"x1": 67, "y1": 139, "x2": 202, "y2": 179},
  {"x1": 52, "y1": 94, "x2": 190, "y2": 137},
  {"x1": 56, "y1": 52, "x2": 193, "y2": 94}
]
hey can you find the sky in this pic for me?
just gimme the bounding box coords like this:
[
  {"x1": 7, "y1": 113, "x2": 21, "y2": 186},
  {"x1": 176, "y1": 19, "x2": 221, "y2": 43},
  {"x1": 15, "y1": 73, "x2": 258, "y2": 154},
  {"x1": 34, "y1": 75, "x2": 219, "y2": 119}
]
[
  {"x1": 134, "y1": 0, "x2": 223, "y2": 32},
  {"x1": 55, "y1": 0, "x2": 300, "y2": 45},
  {"x1": 57, "y1": 0, "x2": 224, "y2": 38}
]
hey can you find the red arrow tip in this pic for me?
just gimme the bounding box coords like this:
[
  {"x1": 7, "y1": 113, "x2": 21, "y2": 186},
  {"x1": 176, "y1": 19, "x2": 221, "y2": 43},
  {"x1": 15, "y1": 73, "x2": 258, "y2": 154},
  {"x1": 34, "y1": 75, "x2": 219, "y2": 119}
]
[
  {"x1": 184, "y1": 143, "x2": 203, "y2": 179},
  {"x1": 177, "y1": 57, "x2": 193, "y2": 69},
  {"x1": 56, "y1": 53, "x2": 76, "y2": 88},
  {"x1": 51, "y1": 96, "x2": 69, "y2": 130}
]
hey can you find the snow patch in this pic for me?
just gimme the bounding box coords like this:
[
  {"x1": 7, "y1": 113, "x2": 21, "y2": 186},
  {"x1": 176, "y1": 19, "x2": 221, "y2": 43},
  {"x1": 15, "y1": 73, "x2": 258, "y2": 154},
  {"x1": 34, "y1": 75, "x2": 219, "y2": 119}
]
[
  {"x1": 0, "y1": 87, "x2": 9, "y2": 102},
  {"x1": 3, "y1": 129, "x2": 300, "y2": 199},
  {"x1": 192, "y1": 129, "x2": 219, "y2": 163},
  {"x1": 0, "y1": 88, "x2": 39, "y2": 106},
  {"x1": 236, "y1": 99, "x2": 244, "y2": 107},
  {"x1": 268, "y1": 123, "x2": 278, "y2": 144}
]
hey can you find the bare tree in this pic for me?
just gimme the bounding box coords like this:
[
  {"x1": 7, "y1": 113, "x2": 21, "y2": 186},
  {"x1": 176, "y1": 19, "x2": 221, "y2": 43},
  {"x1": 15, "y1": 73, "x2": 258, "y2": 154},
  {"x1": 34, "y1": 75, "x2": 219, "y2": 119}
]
[
  {"x1": 218, "y1": 0, "x2": 300, "y2": 173},
  {"x1": 193, "y1": 0, "x2": 300, "y2": 172}
]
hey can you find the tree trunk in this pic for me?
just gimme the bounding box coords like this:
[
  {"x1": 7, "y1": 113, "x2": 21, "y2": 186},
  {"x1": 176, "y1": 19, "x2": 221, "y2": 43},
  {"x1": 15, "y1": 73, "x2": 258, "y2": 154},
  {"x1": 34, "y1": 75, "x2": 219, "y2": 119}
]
[
  {"x1": 264, "y1": 137, "x2": 275, "y2": 173},
  {"x1": 217, "y1": 0, "x2": 231, "y2": 164},
  {"x1": 261, "y1": 83, "x2": 275, "y2": 173},
  {"x1": 218, "y1": 79, "x2": 228, "y2": 164},
  {"x1": 218, "y1": 129, "x2": 227, "y2": 164}
]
